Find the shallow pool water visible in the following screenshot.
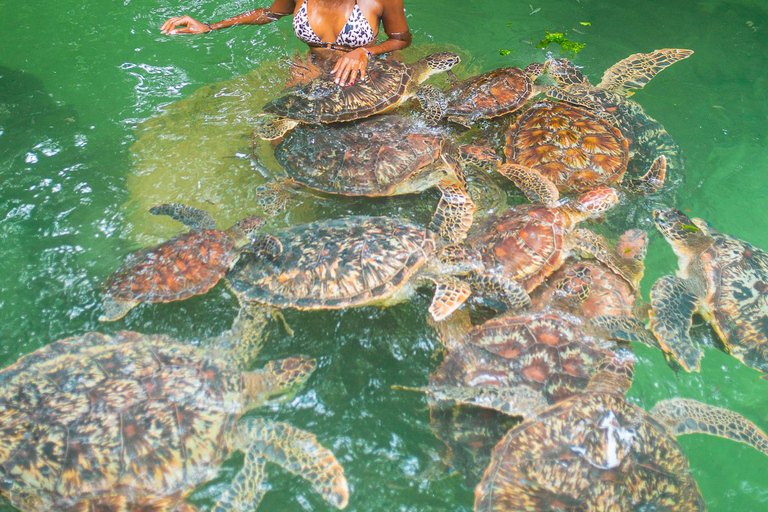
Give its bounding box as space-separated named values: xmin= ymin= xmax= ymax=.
xmin=2 ymin=0 xmax=767 ymax=510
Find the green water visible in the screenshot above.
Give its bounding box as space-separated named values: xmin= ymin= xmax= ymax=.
xmin=2 ymin=0 xmax=767 ymax=510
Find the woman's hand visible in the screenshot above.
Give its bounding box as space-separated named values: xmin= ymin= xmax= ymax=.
xmin=331 ymin=48 xmax=369 ymax=87
xmin=160 ymin=15 xmax=211 ymax=35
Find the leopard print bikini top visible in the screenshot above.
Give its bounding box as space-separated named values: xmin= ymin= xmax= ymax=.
xmin=293 ymin=0 xmax=376 ymax=48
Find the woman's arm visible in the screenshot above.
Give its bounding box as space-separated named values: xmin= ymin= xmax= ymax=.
xmin=332 ymin=0 xmax=411 ymax=86
xmin=160 ymin=0 xmax=296 ymax=35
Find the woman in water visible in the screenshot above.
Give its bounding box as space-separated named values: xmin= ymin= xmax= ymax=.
xmin=160 ymin=0 xmax=411 ymax=86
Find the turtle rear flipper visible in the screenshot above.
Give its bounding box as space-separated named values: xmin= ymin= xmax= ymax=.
xmin=416 ymin=84 xmax=448 ymax=126
xmin=628 ymin=154 xmax=667 ymax=194
xmin=651 ymin=398 xmax=768 ymax=455
xmin=428 ymin=276 xmax=471 ymax=322
xmin=649 ymin=275 xmax=704 ymax=372
xmin=149 ymin=203 xmax=216 ymax=230
xmin=230 ymin=418 xmax=349 ymax=509
xmin=99 ymin=296 xmax=139 ymax=322
xmin=597 ymin=49 xmax=694 ymax=95
xmin=497 ymin=163 xmax=560 ymax=206
xmin=431 ymin=176 xmax=475 ymax=243
xmin=571 ymin=229 xmax=644 ymax=290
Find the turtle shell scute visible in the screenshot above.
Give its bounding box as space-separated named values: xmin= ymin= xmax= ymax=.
xmin=445 ymin=67 xmax=534 ymax=123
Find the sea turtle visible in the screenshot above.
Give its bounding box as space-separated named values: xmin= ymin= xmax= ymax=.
xmin=259 ymin=114 xmax=501 ymax=242
xmin=226 ymin=216 xmax=530 ymax=324
xmin=650 ymin=208 xmax=768 ymax=377
xmin=100 ymin=204 xmax=265 ymax=321
xmin=466 ymin=185 xmax=644 ymax=306
xmin=415 ymin=349 xmax=768 ymax=511
xmin=418 ymin=63 xmax=546 ymax=127
xmin=504 ymin=100 xmax=666 ymax=193
xmin=0 ymin=329 xmax=348 ymax=512
xmin=545 ymin=48 xmax=693 ymax=181
xmin=254 ymin=52 xmax=461 ymax=140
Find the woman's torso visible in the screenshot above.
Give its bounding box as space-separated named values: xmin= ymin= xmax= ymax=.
xmin=292 ymin=0 xmax=379 ymax=48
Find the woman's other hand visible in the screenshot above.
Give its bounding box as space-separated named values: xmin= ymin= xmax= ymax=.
xmin=331 ymin=48 xmax=369 ymax=86
xmin=160 ymin=16 xmax=211 ymax=35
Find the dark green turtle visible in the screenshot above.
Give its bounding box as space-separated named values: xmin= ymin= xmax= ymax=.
xmin=0 ymin=329 xmax=348 ymax=512
xmin=650 ymin=208 xmax=768 ymax=377
xmin=255 ymin=52 xmax=461 ymax=139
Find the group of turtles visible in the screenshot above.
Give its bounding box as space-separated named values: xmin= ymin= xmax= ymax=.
xmin=2 ymin=46 xmax=768 ymax=512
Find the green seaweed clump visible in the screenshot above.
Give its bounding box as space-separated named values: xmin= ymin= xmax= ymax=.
xmin=536 ymin=31 xmax=586 ymax=57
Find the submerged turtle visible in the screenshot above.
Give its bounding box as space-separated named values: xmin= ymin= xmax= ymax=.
xmin=101 ymin=204 xmax=264 ymax=321
xmin=546 ymin=48 xmax=693 ymax=180
xmin=504 ymin=100 xmax=666 ymax=193
xmin=0 ymin=330 xmax=348 ymax=512
xmin=261 ymin=114 xmax=501 ymax=242
xmin=418 ymin=63 xmax=546 ymax=127
xmin=650 ymin=208 xmax=768 ymax=377
xmin=226 ymin=216 xmax=530 ymax=324
xmin=467 ymin=185 xmax=644 ymax=305
xmin=255 ymin=52 xmax=461 ymax=139
xmin=416 ymin=349 xmax=768 ymax=511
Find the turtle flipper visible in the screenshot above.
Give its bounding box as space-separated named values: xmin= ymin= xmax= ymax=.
xmin=254 ymin=113 xmax=299 ymax=140
xmin=597 ymin=49 xmax=694 ymax=95
xmin=431 ymin=177 xmax=475 ymax=243
xmin=571 ymin=229 xmax=645 ymax=290
xmin=402 ymin=384 xmax=548 ymax=417
xmin=650 ymin=398 xmax=768 ymax=455
xmin=470 ymin=271 xmax=531 ymax=312
xmin=255 ymin=181 xmax=292 ymax=216
xmin=545 ymin=86 xmax=603 ymax=112
xmin=428 ymin=276 xmax=471 ymax=322
xmin=628 ymin=155 xmax=667 ymax=194
xmin=497 ymin=163 xmax=560 ymax=206
xmin=649 ymin=275 xmax=703 ymax=372
xmin=226 ymin=302 xmax=273 ymax=366
xmin=255 ymin=356 xmax=316 ymax=400
xmin=212 ymin=449 xmax=268 ymax=512
xmin=456 ymin=145 xmax=502 ymax=170
xmin=416 ymin=84 xmax=448 ymax=126
xmin=99 ymin=297 xmax=139 ymax=322
xmin=247 ymin=233 xmax=284 ymax=260
xmin=590 ymin=315 xmax=658 ymax=348
xmin=233 ymin=418 xmax=349 ymax=509
xmin=149 ymin=203 xmax=216 ymax=230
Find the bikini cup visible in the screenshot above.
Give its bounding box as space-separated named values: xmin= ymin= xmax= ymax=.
xmin=292 ymin=0 xmax=376 ymax=48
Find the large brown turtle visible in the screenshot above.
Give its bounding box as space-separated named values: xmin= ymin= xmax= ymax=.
xmin=418 ymin=63 xmax=546 ymax=127
xmin=545 ymin=49 xmax=693 ymax=181
xmin=254 ymin=52 xmax=461 ymax=139
xmin=226 ymin=216 xmax=530 ymax=326
xmin=258 ymin=114 xmax=501 ymax=242
xmin=0 ymin=330 xmax=348 ymax=512
xmin=650 ymin=208 xmax=768 ymax=378
xmin=101 ymin=204 xmax=265 ymax=321
xmin=504 ymin=100 xmax=666 ymax=193
xmin=415 ymin=350 xmax=768 ymax=511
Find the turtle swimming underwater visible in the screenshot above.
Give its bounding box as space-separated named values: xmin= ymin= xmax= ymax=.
xmin=226 ymin=216 xmax=530 ymax=324
xmin=546 ymin=48 xmax=693 ymax=181
xmin=418 ymin=63 xmax=546 ymax=127
xmin=650 ymin=208 xmax=768 ymax=377
xmin=416 ymin=350 xmax=768 ymax=511
xmin=254 ymin=52 xmax=461 ymax=139
xmin=260 ymin=114 xmax=501 ymax=242
xmin=101 ymin=204 xmax=265 ymax=321
xmin=0 ymin=330 xmax=348 ymax=512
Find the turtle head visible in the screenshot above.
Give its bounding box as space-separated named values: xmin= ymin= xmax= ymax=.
xmin=254 ymin=113 xmax=299 ymax=140
xmin=419 ymin=52 xmax=461 ymax=80
xmin=555 ymin=265 xmax=594 ymax=304
xmin=523 ymin=61 xmax=546 ymax=80
xmin=456 ymin=145 xmax=502 ymax=169
xmin=586 ymin=348 xmax=635 ymax=394
xmin=653 ymin=209 xmax=709 ymax=250
xmin=245 ymin=356 xmax=317 ymax=407
xmin=230 ymin=215 xmax=266 ymax=245
xmin=572 ymin=187 xmax=619 ymax=217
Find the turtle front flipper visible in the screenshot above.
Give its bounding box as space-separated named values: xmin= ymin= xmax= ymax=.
xmin=149 ymin=203 xmax=216 ymax=229
xmin=254 ymin=181 xmax=293 ymax=216
xmin=497 ymin=163 xmax=560 ymax=206
xmin=212 ymin=449 xmax=268 ymax=512
xmin=627 ymin=154 xmax=667 ymax=194
xmin=650 ymin=398 xmax=768 ymax=455
xmin=597 ymin=49 xmax=694 ymax=95
xmin=431 ymin=177 xmax=475 ymax=243
xmin=224 ymin=302 xmax=287 ymax=366
xmin=416 ymin=84 xmax=448 ymax=126
xmin=545 ymin=86 xmax=603 ymax=113
xmin=649 ymin=275 xmax=704 ymax=372
xmin=590 ymin=315 xmax=658 ymax=348
xmin=254 ymin=113 xmax=299 ymax=141
xmin=469 ymin=271 xmax=531 ymax=312
xmin=231 ymin=418 xmax=349 ymax=509
xmin=570 ymin=229 xmax=645 ymax=290
xmin=99 ymin=296 xmax=139 ymax=322
xmin=427 ymin=276 xmax=471 ymax=322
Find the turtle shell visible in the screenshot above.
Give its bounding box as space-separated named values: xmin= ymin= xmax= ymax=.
xmin=104 ymin=229 xmax=237 ymax=304
xmin=700 ymin=229 xmax=768 ymax=374
xmin=469 ymin=204 xmax=571 ymax=293
xmin=274 ymin=115 xmax=445 ymax=196
xmin=227 ymin=216 xmax=436 ymax=309
xmin=0 ymin=331 xmax=244 ymax=511
xmin=262 ymin=59 xmax=413 ymax=124
xmin=444 ymin=67 xmax=534 ymax=123
xmin=505 ymin=100 xmax=630 ymax=192
xmin=476 ymin=391 xmax=705 ymax=511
